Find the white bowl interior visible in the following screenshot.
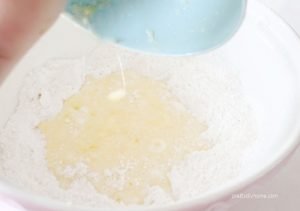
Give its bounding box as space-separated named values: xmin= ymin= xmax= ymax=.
xmin=221 ymin=2 xmax=300 ymax=176
xmin=0 ymin=0 xmax=300 ymax=210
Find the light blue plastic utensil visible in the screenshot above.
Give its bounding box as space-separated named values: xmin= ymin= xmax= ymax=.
xmin=66 ymin=0 xmax=246 ymax=55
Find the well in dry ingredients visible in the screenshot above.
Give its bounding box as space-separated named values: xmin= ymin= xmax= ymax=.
xmin=39 ymin=71 xmax=209 ymax=204
xmin=0 ymin=43 xmax=257 ymax=209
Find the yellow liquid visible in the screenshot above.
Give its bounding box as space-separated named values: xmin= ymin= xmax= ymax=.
xmin=39 ymin=71 xmax=208 ymax=204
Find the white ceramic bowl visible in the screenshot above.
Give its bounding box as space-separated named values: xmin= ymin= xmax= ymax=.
xmin=0 ymin=0 xmax=300 ymax=210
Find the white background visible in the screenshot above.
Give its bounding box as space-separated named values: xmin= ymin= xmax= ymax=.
xmin=230 ymin=1 xmax=300 ymax=211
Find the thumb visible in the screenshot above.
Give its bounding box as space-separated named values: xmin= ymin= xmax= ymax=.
xmin=0 ymin=0 xmax=66 ymax=82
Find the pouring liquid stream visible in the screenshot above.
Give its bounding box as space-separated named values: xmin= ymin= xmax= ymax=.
xmin=107 ymin=56 xmax=127 ymax=101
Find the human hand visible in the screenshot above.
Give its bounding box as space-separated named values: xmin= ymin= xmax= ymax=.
xmin=0 ymin=0 xmax=66 ymax=83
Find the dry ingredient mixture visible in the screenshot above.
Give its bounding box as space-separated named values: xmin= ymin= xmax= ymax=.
xmin=0 ymin=42 xmax=257 ymax=209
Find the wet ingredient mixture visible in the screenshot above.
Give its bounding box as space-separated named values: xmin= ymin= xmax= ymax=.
xmin=39 ymin=71 xmax=208 ymax=204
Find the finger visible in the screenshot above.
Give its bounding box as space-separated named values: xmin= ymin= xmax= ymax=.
xmin=0 ymin=0 xmax=66 ymax=82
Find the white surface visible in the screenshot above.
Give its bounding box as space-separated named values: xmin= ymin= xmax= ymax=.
xmin=230 ymin=1 xmax=300 ymax=211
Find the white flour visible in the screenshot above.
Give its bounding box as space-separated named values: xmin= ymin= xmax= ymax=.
xmin=0 ymin=42 xmax=257 ymax=209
